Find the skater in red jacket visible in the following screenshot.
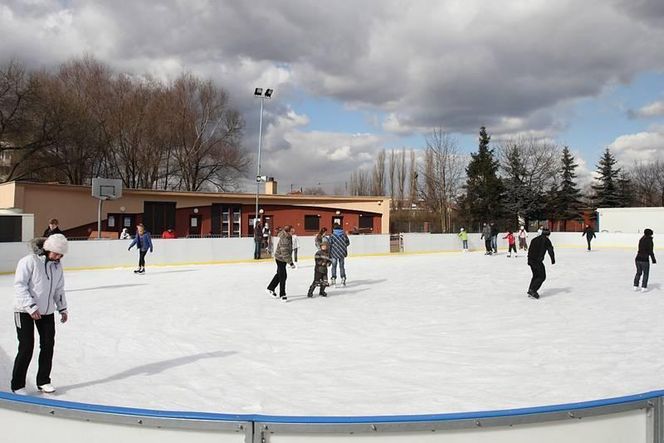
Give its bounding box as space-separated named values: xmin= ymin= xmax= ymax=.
xmin=503 ymin=231 xmax=517 ymax=257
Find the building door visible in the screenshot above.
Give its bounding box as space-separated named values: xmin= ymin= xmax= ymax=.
xmin=143 ymin=201 xmax=176 ymax=234
xmin=189 ymin=215 xmax=201 ymax=236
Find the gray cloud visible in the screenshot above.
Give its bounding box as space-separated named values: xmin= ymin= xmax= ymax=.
xmin=2 ymin=0 xmax=664 ymax=190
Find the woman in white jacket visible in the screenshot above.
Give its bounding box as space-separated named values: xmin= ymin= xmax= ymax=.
xmin=11 ymin=234 xmax=69 ymax=395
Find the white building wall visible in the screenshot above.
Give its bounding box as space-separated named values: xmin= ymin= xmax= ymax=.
xmin=597 ymin=207 xmax=664 ymax=234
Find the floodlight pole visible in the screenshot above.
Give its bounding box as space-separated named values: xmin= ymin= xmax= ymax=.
xmin=254 ymin=88 xmax=272 ymax=230
xmin=255 ymin=95 xmax=264 ymax=229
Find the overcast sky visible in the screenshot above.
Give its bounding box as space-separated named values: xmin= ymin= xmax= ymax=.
xmin=2 ymin=0 xmax=664 ymax=192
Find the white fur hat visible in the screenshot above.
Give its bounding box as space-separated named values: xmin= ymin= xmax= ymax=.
xmin=44 ymin=234 xmax=68 ymax=255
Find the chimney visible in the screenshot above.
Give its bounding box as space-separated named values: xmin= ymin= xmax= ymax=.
xmin=265 ymin=178 xmax=277 ymax=195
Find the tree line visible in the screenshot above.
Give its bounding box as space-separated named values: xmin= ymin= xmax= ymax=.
xmin=0 ymin=56 xmax=248 ymax=191
xmin=349 ymin=127 xmax=664 ymax=232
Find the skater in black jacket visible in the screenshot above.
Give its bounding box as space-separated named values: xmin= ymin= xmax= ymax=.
xmin=308 ymin=242 xmax=332 ymax=297
xmin=582 ymin=224 xmax=596 ymax=251
xmin=634 ymin=228 xmax=657 ymax=293
xmin=527 ymin=228 xmax=555 ymax=299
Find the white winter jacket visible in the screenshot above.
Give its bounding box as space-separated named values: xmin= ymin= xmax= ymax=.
xmin=14 ymin=253 xmax=67 ymax=315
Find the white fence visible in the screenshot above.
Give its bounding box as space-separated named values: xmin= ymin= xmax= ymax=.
xmin=0 ymin=235 xmax=391 ymax=274
xmin=400 ymin=232 xmax=662 ymax=254
xmin=1 ymin=390 xmax=662 ymax=442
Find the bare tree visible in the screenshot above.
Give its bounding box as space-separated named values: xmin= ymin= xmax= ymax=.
xmin=349 ymin=169 xmax=371 ymax=195
xmin=371 ymin=149 xmax=386 ymax=195
xmin=168 ymin=74 xmax=247 ymax=191
xmin=499 ymin=136 xmax=560 ymax=225
xmin=630 ymin=160 xmax=664 ymax=206
xmin=418 ymin=129 xmax=465 ymax=232
xmin=408 ymin=149 xmax=418 ymax=206
xmin=388 ymin=150 xmax=396 ymax=207
xmin=303 ymin=186 xmax=327 ymax=195
xmin=396 ymin=148 xmax=406 ymax=209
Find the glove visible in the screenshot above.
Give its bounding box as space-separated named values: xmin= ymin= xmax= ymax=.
xmin=551 ymin=260 xmax=556 ymax=265
xmin=128 ymin=247 xmax=131 ymax=251
xmin=653 ymin=259 xmax=657 ymax=264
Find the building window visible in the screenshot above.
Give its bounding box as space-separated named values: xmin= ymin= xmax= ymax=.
xmin=359 ymin=215 xmax=374 ymax=230
xmin=304 ymin=215 xmax=320 ymax=231
xmin=107 ymin=215 xmax=116 ymax=228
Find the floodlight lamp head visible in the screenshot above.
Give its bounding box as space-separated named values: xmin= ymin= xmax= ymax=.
xmin=265 ymin=88 xmax=273 ymax=98
xmin=254 ymin=88 xmax=263 ymax=96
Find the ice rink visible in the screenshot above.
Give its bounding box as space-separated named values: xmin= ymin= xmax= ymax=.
xmin=0 ymin=247 xmax=661 ymax=416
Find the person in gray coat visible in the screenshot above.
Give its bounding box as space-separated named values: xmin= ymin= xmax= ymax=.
xmin=266 ymin=225 xmax=295 ymax=301
xmin=11 ymin=234 xmax=69 ymax=395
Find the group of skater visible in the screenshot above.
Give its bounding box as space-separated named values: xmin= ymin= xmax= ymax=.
xmin=264 ymin=223 xmax=350 ymax=301
xmin=7 ymin=215 xmax=657 ymax=396
xmin=473 ymin=223 xmax=529 ymax=257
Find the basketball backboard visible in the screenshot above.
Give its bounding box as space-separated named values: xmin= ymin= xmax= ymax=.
xmin=92 ymin=178 xmax=123 ymax=200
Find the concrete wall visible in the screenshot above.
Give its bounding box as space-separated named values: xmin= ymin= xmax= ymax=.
xmin=0 ymin=235 xmax=391 ymax=273
xmin=597 ymin=207 xmax=664 ymax=234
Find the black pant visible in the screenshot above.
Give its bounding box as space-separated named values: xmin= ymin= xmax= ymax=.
xmin=529 ymin=262 xmax=546 ymax=292
xmin=268 ymin=260 xmax=288 ymax=296
xmin=139 ymin=250 xmax=147 ymax=267
xmin=634 ymin=260 xmax=650 ymax=288
xmin=484 ymin=238 xmax=492 ymax=252
xmin=586 ymin=237 xmax=593 ymax=250
xmin=293 ymin=248 xmax=298 ymax=263
xmin=508 ymin=244 xmax=517 ymax=254
xmin=254 ymin=240 xmax=261 ymax=259
xmin=308 ymin=270 xmax=328 ymax=295
xmin=12 ymin=313 xmax=55 ymax=391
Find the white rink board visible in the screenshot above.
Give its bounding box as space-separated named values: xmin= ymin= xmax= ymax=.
xmin=266 ymin=410 xmax=647 ymax=443
xmin=0 ymin=408 xmax=246 ymax=443
xmin=0 ymin=234 xmax=390 ymax=273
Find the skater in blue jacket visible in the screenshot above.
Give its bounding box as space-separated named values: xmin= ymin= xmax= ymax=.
xmin=128 ymin=223 xmax=153 ymax=274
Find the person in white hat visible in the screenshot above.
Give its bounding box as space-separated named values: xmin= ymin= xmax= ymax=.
xmin=11 ymin=234 xmax=69 ymax=395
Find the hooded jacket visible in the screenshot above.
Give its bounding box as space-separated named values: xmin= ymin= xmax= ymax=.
xmin=329 ymin=228 xmax=350 ymax=259
xmin=14 ymin=238 xmax=67 ymax=316
xmin=636 ymin=234 xmax=656 ymax=263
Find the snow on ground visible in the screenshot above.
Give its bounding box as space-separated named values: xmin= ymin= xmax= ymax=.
xmin=0 ymin=248 xmax=662 ymax=416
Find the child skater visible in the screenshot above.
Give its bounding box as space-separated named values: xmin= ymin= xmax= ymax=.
xmin=307 ymin=241 xmax=332 ymax=297
xmin=517 ymin=226 xmax=528 ymax=251
xmin=634 ymin=228 xmax=656 ymax=293
xmin=504 ymin=230 xmax=517 ymax=257
xmin=128 ymin=223 xmax=153 ymax=274
xmin=458 ymin=228 xmax=469 ymax=252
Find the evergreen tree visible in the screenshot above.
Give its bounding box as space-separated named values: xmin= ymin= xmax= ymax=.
xmin=460 ymin=127 xmax=505 ymax=229
xmin=502 ymin=144 xmax=547 ymax=226
xmin=552 ymin=146 xmax=583 ymax=228
xmin=592 ymin=148 xmax=621 ymax=208
xmin=616 ymin=171 xmax=635 ymax=207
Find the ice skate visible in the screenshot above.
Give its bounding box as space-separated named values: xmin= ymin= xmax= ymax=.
xmin=12 ymin=388 xmax=28 ymax=396
xmin=330 ymin=277 xmax=336 ymax=287
xmin=319 ymin=291 xmax=327 ymax=297
xmin=527 ymin=289 xmax=540 ymax=299
xmin=280 ymin=295 xmax=288 ymax=301
xmin=137 ymin=267 xmax=145 ymax=274
xmin=633 ymin=286 xmax=639 ymax=292
xmin=641 ymin=287 xmax=648 ymax=293
xmin=133 ymin=268 xmax=141 ymax=274
xmin=341 ymin=277 xmax=346 ymax=287
xmin=265 ymin=289 xmax=278 ymax=298
xmin=38 ymin=383 xmax=56 ymax=394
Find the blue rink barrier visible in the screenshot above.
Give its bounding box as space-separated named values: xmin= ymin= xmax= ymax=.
xmin=1 ymin=389 xmax=664 ymax=442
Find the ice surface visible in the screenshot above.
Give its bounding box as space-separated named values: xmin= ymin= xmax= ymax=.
xmin=0 ymin=248 xmax=661 ymax=416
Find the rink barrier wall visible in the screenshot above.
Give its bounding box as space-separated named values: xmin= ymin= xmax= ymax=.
xmin=0 ymin=234 xmax=391 ymax=274
xmin=1 ymin=389 xmax=663 ymax=442
xmin=400 ymin=232 xmax=664 ymax=254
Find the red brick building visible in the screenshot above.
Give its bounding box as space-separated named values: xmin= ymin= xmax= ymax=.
xmin=0 ymin=181 xmax=390 ymax=238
